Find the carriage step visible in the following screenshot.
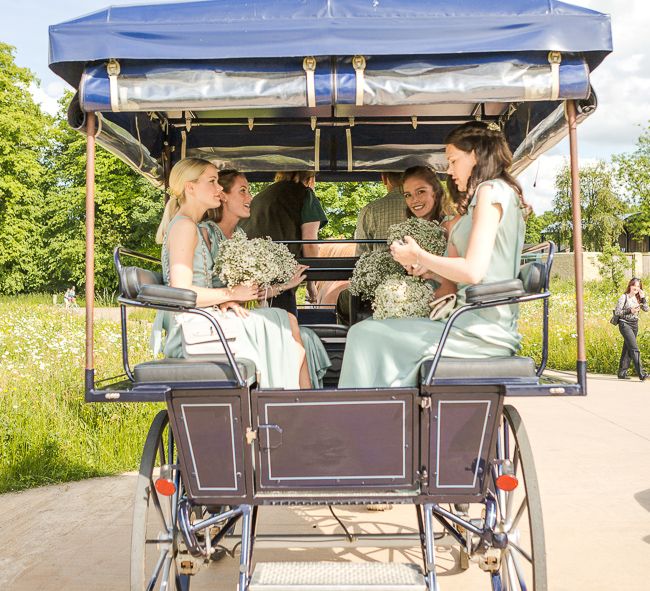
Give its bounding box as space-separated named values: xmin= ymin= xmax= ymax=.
xmin=249 ymin=562 xmax=426 ymax=591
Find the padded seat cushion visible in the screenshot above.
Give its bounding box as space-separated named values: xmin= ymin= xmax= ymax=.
xmin=420 ymin=356 xmax=536 ymax=380
xmin=134 ymin=357 xmax=257 ymax=386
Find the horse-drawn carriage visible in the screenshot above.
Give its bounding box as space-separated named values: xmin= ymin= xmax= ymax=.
xmin=48 ymin=1 xmax=611 ymax=589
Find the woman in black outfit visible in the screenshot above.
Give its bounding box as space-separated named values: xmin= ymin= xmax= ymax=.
xmin=616 ymin=277 xmax=648 ymax=380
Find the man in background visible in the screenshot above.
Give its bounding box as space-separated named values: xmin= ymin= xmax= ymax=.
xmin=242 ymin=171 xmax=328 ymax=316
xmin=354 ymin=172 xmax=406 ymax=255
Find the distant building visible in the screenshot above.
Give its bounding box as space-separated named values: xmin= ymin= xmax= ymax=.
xmin=541 ymin=212 xmax=648 ymax=252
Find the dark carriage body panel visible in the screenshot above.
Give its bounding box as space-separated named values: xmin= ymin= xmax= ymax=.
xmin=252 ymin=389 xmax=419 ymax=493
xmin=166 ymin=388 xmax=251 ymax=505
xmin=420 ymin=385 xmax=504 ymax=502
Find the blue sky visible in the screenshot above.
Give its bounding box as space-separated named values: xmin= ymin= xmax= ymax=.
xmin=1 ymin=0 xmax=649 ymax=212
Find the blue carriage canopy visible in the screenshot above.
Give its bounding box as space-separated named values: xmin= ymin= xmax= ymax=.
xmin=49 ymin=0 xmax=612 ymax=184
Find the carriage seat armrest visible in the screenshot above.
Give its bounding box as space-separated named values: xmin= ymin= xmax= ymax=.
xmin=137 ymin=284 xmax=197 ymax=308
xmin=465 ymin=278 xmax=525 ymax=304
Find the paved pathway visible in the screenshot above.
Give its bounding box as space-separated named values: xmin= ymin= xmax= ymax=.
xmin=1 ymin=373 xmax=649 ymax=590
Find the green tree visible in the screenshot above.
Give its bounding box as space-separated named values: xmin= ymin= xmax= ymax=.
xmin=613 ymin=122 xmax=650 ymax=240
xmin=316 ymin=182 xmax=386 ymax=238
xmin=40 ymin=93 xmax=164 ymax=292
xmin=524 ymin=210 xmax=556 ymax=245
xmin=550 ymin=161 xmax=627 ymax=251
xmin=0 ymin=43 xmax=52 ymax=293
xmin=597 ymin=242 xmax=626 ymax=290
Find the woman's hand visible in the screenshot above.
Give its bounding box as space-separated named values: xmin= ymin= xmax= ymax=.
xmin=286 ymin=264 xmax=309 ymax=290
xmin=219 ymin=301 xmax=249 ymax=318
xmin=228 ymin=284 xmax=260 ymax=302
xmin=390 ymin=236 xmax=423 ymax=270
xmin=639 ymin=289 xmax=646 ymax=300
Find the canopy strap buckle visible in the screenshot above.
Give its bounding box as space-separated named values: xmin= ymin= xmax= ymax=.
xmin=548 ymin=51 xmax=562 ymax=100
xmin=106 ymin=59 xmax=121 ymax=112
xmin=303 ymin=56 xmax=317 ymax=108
xmin=352 ymin=55 xmax=366 ymax=106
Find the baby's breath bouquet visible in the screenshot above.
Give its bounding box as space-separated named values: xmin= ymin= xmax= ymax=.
xmin=349 ymin=251 xmax=406 ymax=302
xmin=215 ymin=231 xmax=298 ymax=288
xmin=372 ymin=276 xmax=434 ymax=320
xmin=386 ymin=217 xmax=447 ymax=255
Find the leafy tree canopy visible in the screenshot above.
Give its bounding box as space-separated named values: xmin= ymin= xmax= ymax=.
xmin=0 ymin=42 xmax=51 ymax=293
xmin=550 ymin=161 xmax=628 ymax=251
xmin=612 ymin=121 xmax=650 ymax=240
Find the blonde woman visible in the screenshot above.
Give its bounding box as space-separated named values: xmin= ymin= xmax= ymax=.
xmin=155 ymin=158 xmax=315 ymax=389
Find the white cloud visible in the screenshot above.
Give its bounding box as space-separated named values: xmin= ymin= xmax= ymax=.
xmin=29 ymin=81 xmax=65 ymax=116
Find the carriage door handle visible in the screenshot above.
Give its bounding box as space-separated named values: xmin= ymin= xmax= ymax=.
xmin=258 ymin=424 xmax=283 ymax=451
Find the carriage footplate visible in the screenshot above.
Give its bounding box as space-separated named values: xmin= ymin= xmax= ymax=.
xmin=249 ymin=562 xmax=427 ymax=591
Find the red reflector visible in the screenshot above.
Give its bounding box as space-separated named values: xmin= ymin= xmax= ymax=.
xmin=155 ymin=478 xmax=177 ymax=496
xmin=495 ymin=474 xmax=519 ymax=492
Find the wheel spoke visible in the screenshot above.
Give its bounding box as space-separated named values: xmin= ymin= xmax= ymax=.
xmin=505 ymin=551 xmax=524 ymax=591
xmin=509 ymin=548 xmax=530 ymax=590
xmin=149 ymin=478 xmax=171 ymax=531
xmin=146 ymin=548 xmax=169 ymax=591
xmin=509 ymin=540 xmax=533 ymax=564
xmin=506 ymin=497 xmax=527 ymax=532
xmin=158 ymin=438 xmax=167 ymax=467
xmin=160 ymin=551 xmax=174 ymax=591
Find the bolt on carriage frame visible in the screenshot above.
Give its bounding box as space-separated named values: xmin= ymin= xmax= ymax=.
xmin=49 ymin=2 xmax=611 ymax=590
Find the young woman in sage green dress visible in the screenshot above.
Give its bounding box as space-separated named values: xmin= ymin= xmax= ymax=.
xmin=198 ymin=169 xmax=331 ymax=388
xmin=155 ymin=158 xmax=322 ymax=389
xmin=338 ymin=121 xmax=529 ymax=388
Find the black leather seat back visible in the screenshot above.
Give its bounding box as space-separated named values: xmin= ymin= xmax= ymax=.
xmin=518 ymin=261 xmax=547 ymax=294
xmin=118 ymin=266 xmax=163 ymax=299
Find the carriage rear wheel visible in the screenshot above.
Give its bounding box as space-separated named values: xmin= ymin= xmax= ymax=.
xmin=490 ymin=405 xmax=547 ymax=591
xmin=130 ymin=410 xmax=189 ymax=591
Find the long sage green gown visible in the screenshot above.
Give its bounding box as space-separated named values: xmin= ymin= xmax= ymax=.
xmin=155 ymin=215 xmax=328 ymax=389
xmin=338 ymin=179 xmax=526 ymax=388
xmin=200 ymin=220 xmax=331 ymax=388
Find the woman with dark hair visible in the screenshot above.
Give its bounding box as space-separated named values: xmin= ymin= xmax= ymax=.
xmin=401 ymin=165 xmax=447 ymax=223
xmin=339 ymin=121 xmax=530 ymax=388
xmin=615 ymin=277 xmax=648 ymax=380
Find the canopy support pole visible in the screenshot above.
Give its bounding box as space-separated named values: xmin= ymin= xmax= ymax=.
xmin=566 ymin=100 xmax=587 ymax=393
xmin=85 ymin=112 xmax=96 ymax=396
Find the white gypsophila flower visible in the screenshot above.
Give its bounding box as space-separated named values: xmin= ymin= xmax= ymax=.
xmin=349 ymin=251 xmax=406 ymax=302
xmin=372 ymin=276 xmax=434 ymax=320
xmin=215 ymin=233 xmax=299 ymax=288
xmin=386 ymin=217 xmax=447 ymax=256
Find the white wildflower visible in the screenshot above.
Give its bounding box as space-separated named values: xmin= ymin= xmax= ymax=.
xmin=349 ymin=251 xmax=405 ymax=302
xmin=386 ymin=217 xmax=447 ymax=256
xmin=215 ymin=232 xmax=298 ymax=288
xmin=372 ymin=276 xmax=434 ymax=320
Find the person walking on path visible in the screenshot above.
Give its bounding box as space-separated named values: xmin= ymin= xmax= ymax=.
xmin=616 ymin=277 xmax=648 ymax=381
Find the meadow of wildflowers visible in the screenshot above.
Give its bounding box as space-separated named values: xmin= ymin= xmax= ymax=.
xmin=0 ymin=280 xmax=641 ymax=491
xmin=0 ymin=296 xmax=160 ymax=492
